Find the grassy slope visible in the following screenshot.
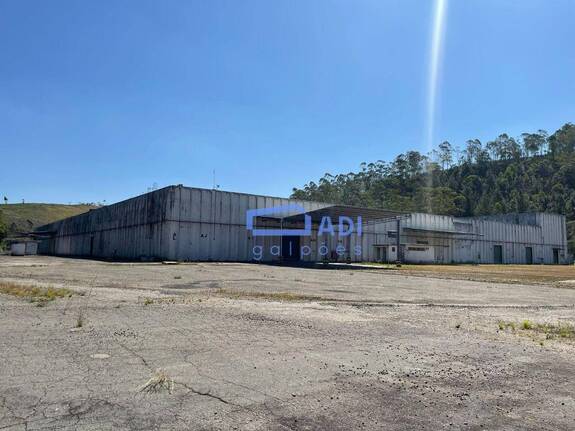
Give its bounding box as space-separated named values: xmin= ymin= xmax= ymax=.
xmin=0 ymin=203 xmax=97 ymax=237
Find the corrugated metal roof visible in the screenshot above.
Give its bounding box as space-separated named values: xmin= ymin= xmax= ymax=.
xmin=280 ymin=205 xmax=409 ymax=223
xmin=403 ymin=227 xmax=482 ymax=236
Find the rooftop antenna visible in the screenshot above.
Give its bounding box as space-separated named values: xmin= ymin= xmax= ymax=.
xmin=212 ymin=169 xmax=219 ymax=190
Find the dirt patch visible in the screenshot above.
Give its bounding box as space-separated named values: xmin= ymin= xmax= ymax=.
xmin=214 ymin=288 xmax=329 ymax=302
xmin=378 ymin=263 xmax=575 ymax=285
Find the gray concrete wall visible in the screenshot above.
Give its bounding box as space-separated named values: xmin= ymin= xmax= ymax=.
xmin=37 ymin=187 xmax=175 ymax=260
xmin=369 ymin=212 xmax=568 ymax=264
xmin=165 ymin=186 xmax=330 ymax=261
xmin=37 ymin=185 xmax=568 ymax=264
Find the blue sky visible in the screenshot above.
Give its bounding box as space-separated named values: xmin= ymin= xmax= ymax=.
xmin=1 ymin=0 xmax=574 ymax=204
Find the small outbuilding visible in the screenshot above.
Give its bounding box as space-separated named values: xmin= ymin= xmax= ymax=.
xmin=10 ymin=241 xmax=38 ymax=256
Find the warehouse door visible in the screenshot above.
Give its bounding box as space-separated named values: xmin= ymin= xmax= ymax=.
xmin=494 ymin=245 xmax=503 ymax=264
xmin=553 ymin=248 xmax=559 ymax=264
xmin=375 ymin=246 xmax=387 ymax=263
xmin=282 ymin=236 xmax=301 ymax=261
xmin=525 ymin=247 xmax=533 ymax=264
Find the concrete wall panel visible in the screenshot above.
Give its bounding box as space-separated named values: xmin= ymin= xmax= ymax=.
xmin=37 ymin=185 xmax=568 ymax=264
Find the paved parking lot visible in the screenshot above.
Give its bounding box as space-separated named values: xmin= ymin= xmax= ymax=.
xmin=1 ymin=256 xmax=574 ymax=430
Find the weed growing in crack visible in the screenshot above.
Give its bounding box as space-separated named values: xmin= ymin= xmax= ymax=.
xmin=139 ymin=369 xmax=174 ymax=394
xmin=498 ymin=321 xmax=516 ymax=331
xmin=522 ymin=320 xmax=533 ymax=330
xmin=76 ymin=312 xmax=84 ymax=328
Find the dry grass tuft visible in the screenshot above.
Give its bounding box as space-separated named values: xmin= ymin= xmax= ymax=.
xmin=522 ymin=320 xmax=533 ymax=330
xmin=215 ymin=288 xmax=324 ymax=302
xmin=76 ymin=312 xmax=85 ymax=328
xmin=534 ymin=322 xmax=575 ymax=339
xmin=381 ymin=264 xmax=575 ymax=286
xmin=0 ymin=282 xmax=73 ymax=303
xmin=498 ymin=320 xmax=575 ymax=340
xmin=139 ymin=369 xmax=174 ymax=394
xmin=498 ymin=321 xmax=517 ymax=331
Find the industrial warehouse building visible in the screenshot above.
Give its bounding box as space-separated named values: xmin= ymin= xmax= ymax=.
xmin=36 ymin=185 xmax=569 ymax=264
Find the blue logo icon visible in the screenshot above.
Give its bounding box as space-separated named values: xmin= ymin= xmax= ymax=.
xmin=246 ymin=204 xmax=312 ymax=236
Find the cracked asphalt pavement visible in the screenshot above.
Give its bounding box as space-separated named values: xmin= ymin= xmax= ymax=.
xmin=0 ymin=256 xmax=574 ymax=430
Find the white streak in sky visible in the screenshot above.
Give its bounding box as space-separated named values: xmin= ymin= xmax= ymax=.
xmin=426 ymin=0 xmax=448 ymax=151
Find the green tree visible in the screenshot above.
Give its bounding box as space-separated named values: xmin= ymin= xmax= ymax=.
xmin=521 ymin=130 xmax=547 ymax=156
xmin=437 ymin=141 xmax=453 ymax=169
xmin=290 ymin=121 xmax=575 ymax=256
xmin=0 ymin=209 xmax=7 ymax=244
xmin=548 ymin=123 xmax=575 ymax=156
xmin=415 ymin=187 xmax=465 ymax=216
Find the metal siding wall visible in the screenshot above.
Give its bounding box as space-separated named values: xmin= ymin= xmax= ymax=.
xmin=37 ymin=185 xmax=569 ymax=264
xmin=169 ymin=187 xmax=329 ymax=261
xmin=38 ymin=187 xmax=174 ymax=260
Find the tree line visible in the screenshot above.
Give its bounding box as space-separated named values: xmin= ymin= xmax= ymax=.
xmin=291 ymin=122 xmax=575 ymax=220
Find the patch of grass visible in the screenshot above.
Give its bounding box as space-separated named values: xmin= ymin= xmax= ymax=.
xmin=139 ymin=369 xmax=174 ymax=394
xmin=522 ymin=320 xmax=533 ymax=330
xmin=0 ymin=282 xmax=73 ymax=302
xmin=498 ymin=321 xmax=516 ymax=331
xmin=215 ymin=288 xmax=325 ymax=302
xmin=498 ymin=320 xmax=575 ymax=341
xmin=537 ymin=322 xmax=575 ymax=339
xmin=143 ymin=297 xmax=154 ymax=305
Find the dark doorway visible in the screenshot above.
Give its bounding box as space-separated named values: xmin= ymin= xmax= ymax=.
xmin=553 ymin=248 xmax=559 ymax=264
xmin=375 ymin=246 xmax=387 ymax=263
xmin=494 ymin=245 xmax=503 ymax=264
xmin=281 ymin=236 xmax=301 ymax=261
xmin=525 ymin=247 xmax=533 ymax=264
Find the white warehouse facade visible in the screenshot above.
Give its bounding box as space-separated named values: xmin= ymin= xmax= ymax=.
xmin=36 ymin=185 xmax=569 ymax=264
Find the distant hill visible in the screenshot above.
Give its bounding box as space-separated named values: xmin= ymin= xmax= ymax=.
xmin=0 ymin=203 xmax=98 ymax=238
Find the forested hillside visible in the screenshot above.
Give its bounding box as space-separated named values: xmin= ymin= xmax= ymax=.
xmin=291 ymin=123 xmax=575 ymax=251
